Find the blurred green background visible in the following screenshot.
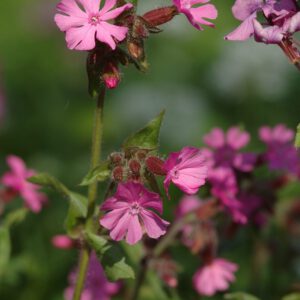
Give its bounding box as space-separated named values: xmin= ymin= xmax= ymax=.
xmin=0 ymin=0 xmax=300 ymax=299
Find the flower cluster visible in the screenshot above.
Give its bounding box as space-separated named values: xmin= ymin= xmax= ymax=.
xmin=226 ymin=0 xmax=300 ymax=67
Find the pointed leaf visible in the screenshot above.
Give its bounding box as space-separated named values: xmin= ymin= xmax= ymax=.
xmin=0 ymin=227 xmax=11 ymax=276
xmin=86 ymin=231 xmax=110 ymax=256
xmin=123 ymin=110 xmax=165 ymax=150
xmin=225 ymin=292 xmax=260 ymax=300
xmin=80 ymin=162 xmax=111 ymax=186
xmin=295 ymin=123 xmax=300 ymax=148
xmin=104 ymin=257 xmax=135 ymax=281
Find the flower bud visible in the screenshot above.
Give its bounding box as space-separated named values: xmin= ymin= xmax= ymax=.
xmin=129 ymin=159 xmax=141 ymax=174
xmin=51 ymin=235 xmax=74 ymax=249
xmin=110 ymin=152 xmax=123 ymax=166
xmin=142 ymin=6 xmax=178 ymax=27
xmin=112 ymin=166 xmax=124 ymax=182
xmin=146 ymin=156 xmax=166 ymax=176
xmin=127 ymin=40 xmax=145 ymax=60
xmin=102 ymin=62 xmax=120 ymax=89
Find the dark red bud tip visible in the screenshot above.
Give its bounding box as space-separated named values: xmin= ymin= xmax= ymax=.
xmin=127 ymin=41 xmax=144 ymax=60
xmin=110 ymin=152 xmax=123 ymax=165
xmin=142 ymin=6 xmax=178 ymax=27
xmin=129 ymin=159 xmax=141 ymax=174
xmin=146 ymin=156 xmax=166 ymax=176
xmin=112 ymin=166 xmax=124 ymax=182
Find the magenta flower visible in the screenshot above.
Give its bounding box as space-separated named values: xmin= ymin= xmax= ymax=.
xmin=163 ymin=147 xmax=208 ymax=195
xmin=208 ymin=167 xmax=247 ymax=224
xmin=193 ymin=258 xmax=238 ymax=296
xmin=100 ymin=182 xmax=169 ymax=245
xmin=173 ymin=0 xmax=218 ymax=30
xmin=65 ymin=252 xmax=120 ymax=300
xmin=54 ymin=0 xmax=133 ymax=51
xmin=259 ymin=125 xmax=300 ymax=175
xmin=1 ymin=155 xmax=47 ymax=213
xmin=203 ymin=127 xmax=256 ymax=172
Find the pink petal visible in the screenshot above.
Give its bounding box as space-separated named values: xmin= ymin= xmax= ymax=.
xmin=96 ymin=23 xmax=117 ymax=50
xmin=226 ymin=127 xmax=250 ymax=149
xmin=233 ymin=152 xmax=256 ymax=172
xmin=100 ymin=208 xmax=127 ymax=230
xmin=253 ymin=20 xmax=283 ymax=44
xmin=232 ymin=0 xmax=263 ymax=21
xmin=78 ymin=0 xmax=101 ymax=14
xmin=99 ymin=22 xmax=128 ymax=42
xmin=288 ymin=11 xmax=300 ymax=33
xmin=56 ymin=0 xmax=86 ymax=18
xmin=203 ymin=128 xmax=225 ymax=149
xmin=225 ymin=13 xmax=256 ymax=41
xmin=138 ymin=189 xmax=163 ymax=214
xmin=21 ymin=187 xmax=45 ymax=213
xmin=54 ymin=13 xmax=86 ymax=31
xmin=140 ymin=209 xmax=169 ymax=239
xmin=109 ymin=211 xmax=131 ymax=241
xmin=65 ymin=24 xmax=96 ymax=50
xmin=100 ymin=3 xmax=133 ymax=21
xmin=188 ymin=4 xmax=218 ymax=29
xmin=126 ymin=214 xmax=143 ymax=245
xmin=100 ymin=0 xmax=117 ymax=15
xmin=6 ymin=155 xmax=27 ymax=176
xmin=101 ymin=196 xmax=128 ymax=211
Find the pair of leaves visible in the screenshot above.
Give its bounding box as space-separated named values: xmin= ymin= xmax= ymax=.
xmin=28 ymin=173 xmax=87 ymax=238
xmin=86 ymin=232 xmax=135 ymax=281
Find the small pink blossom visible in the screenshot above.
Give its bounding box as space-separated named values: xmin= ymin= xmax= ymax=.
xmin=203 ymin=127 xmax=256 ymax=172
xmin=1 ymin=155 xmax=47 ymax=213
xmin=193 ymin=258 xmax=238 ymax=296
xmin=65 ymin=252 xmax=120 ymax=300
xmin=54 ymin=0 xmax=133 ymax=51
xmin=163 ymin=147 xmax=208 ymax=195
xmin=100 ymin=182 xmax=169 ymax=245
xmin=52 ymin=235 xmax=74 ymax=249
xmin=259 ymin=125 xmax=300 ymax=174
xmin=173 ymin=0 xmax=218 ymax=30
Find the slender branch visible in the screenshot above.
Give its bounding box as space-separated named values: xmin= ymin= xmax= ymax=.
xmin=72 ymin=88 xmax=106 ymax=300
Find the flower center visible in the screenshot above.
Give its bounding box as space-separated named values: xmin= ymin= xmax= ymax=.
xmin=129 ymin=202 xmax=141 ymax=215
xmin=89 ymin=14 xmax=101 ymax=25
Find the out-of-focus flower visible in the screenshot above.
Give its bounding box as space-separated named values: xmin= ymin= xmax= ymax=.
xmin=208 ymin=167 xmax=247 ymax=224
xmin=193 ymin=258 xmax=238 ymax=296
xmin=102 ymin=61 xmax=120 ymax=89
xmin=1 ymin=155 xmax=47 ymax=213
xmin=65 ymin=252 xmax=120 ymax=300
xmin=100 ymin=182 xmax=169 ymax=245
xmin=203 ymin=127 xmax=256 ymax=172
xmin=173 ymin=0 xmax=218 ymax=30
xmin=163 ymin=147 xmax=208 ymax=195
xmin=259 ymin=124 xmax=300 ymax=174
xmin=54 ymin=0 xmax=133 ymax=51
xmin=52 ymin=235 xmax=75 ymax=249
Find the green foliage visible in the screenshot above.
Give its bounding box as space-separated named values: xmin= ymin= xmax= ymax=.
xmin=86 ymin=231 xmax=135 ymax=281
xmin=283 ymin=294 xmax=300 ymax=300
xmin=225 ymin=292 xmax=260 ymax=300
xmin=123 ymin=110 xmax=165 ymax=150
xmin=28 ymin=173 xmax=87 ymax=237
xmin=3 ymin=208 xmax=28 ymax=228
xmin=80 ymin=162 xmax=110 ymax=186
xmin=295 ymin=123 xmax=300 ymax=148
xmin=0 ymin=227 xmax=11 ymax=277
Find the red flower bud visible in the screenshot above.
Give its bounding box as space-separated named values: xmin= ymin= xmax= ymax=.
xmin=129 ymin=159 xmax=141 ymax=174
xmin=146 ymin=156 xmax=166 ymax=176
xmin=142 ymin=6 xmax=178 ymax=27
xmin=113 ymin=166 xmax=124 ymax=182
xmin=110 ymin=152 xmax=123 ymax=166
xmin=102 ymin=62 xmax=120 ymax=89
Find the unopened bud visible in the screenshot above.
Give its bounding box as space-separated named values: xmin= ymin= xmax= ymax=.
xmin=127 ymin=40 xmax=145 ymax=60
xmin=102 ymin=62 xmax=120 ymax=89
xmin=112 ymin=166 xmax=124 ymax=182
xmin=110 ymin=152 xmax=123 ymax=166
xmin=51 ymin=235 xmax=74 ymax=250
xmin=143 ymin=6 xmax=178 ymax=27
xmin=129 ymin=159 xmax=141 ymax=174
xmin=146 ymin=156 xmax=166 ymax=176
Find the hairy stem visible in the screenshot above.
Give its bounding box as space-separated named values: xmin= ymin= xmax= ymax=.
xmin=72 ymin=88 xmax=106 ymax=300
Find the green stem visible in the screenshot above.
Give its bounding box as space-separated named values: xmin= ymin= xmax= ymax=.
xmin=72 ymin=88 xmax=106 ymax=300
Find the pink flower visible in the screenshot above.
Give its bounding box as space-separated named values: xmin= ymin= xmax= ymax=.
xmin=163 ymin=147 xmax=208 ymax=195
xmin=203 ymin=127 xmax=256 ymax=172
xmin=259 ymin=125 xmax=300 ymax=174
xmin=100 ymin=182 xmax=169 ymax=245
xmin=65 ymin=252 xmax=120 ymax=300
xmin=1 ymin=155 xmax=47 ymax=213
xmin=193 ymin=258 xmax=238 ymax=296
xmin=54 ymin=0 xmax=133 ymax=51
xmin=173 ymin=0 xmax=218 ymax=30
xmin=52 ymin=235 xmax=74 ymax=249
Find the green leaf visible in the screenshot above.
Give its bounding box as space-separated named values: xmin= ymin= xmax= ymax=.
xmin=80 ymin=162 xmax=111 ymax=186
xmin=283 ymin=293 xmax=300 ymax=300
xmin=28 ymin=173 xmax=87 ymax=217
xmin=225 ymin=292 xmax=260 ymax=300
xmin=295 ymin=123 xmax=300 ymax=148
xmin=85 ymin=232 xmax=110 ymax=256
xmin=4 ymin=208 xmax=28 ymax=228
xmin=0 ymin=227 xmax=11 ymax=276
xmin=104 ymin=257 xmax=135 ymax=281
xmin=123 ymin=110 xmax=165 ymax=150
